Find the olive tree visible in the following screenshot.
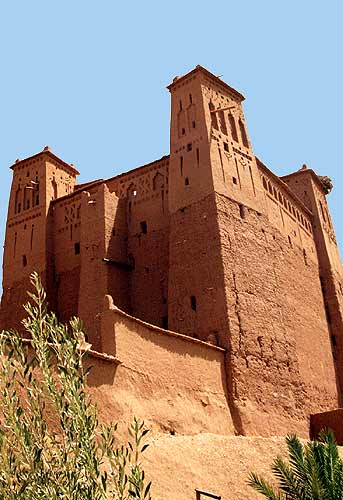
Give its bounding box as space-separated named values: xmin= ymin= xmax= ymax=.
xmin=0 ymin=272 xmax=152 ymax=500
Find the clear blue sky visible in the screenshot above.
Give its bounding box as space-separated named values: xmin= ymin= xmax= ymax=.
xmin=1 ymin=0 xmax=342 ymax=290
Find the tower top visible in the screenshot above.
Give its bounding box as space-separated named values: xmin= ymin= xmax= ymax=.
xmin=10 ymin=146 xmax=80 ymax=177
xmin=167 ymin=64 xmax=245 ymax=102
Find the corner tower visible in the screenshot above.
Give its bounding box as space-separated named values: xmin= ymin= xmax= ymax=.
xmin=282 ymin=167 xmax=343 ymax=402
xmin=0 ymin=147 xmax=79 ymax=331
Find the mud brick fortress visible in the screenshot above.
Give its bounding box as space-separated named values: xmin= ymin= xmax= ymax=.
xmin=1 ymin=66 xmax=343 ymax=495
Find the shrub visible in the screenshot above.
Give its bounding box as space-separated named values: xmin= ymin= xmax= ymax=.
xmin=248 ymin=430 xmax=343 ymax=500
xmin=0 ymin=272 xmax=152 ymax=500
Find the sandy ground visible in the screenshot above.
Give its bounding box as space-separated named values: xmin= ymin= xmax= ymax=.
xmin=144 ymin=433 xmax=290 ymax=500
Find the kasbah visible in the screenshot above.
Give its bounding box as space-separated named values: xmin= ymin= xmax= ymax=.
xmin=1 ymin=65 xmax=343 ymax=500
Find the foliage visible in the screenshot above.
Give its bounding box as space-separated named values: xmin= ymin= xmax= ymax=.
xmin=248 ymin=430 xmax=343 ymax=500
xmin=0 ymin=272 xmax=152 ymax=500
xmin=318 ymin=175 xmax=333 ymax=195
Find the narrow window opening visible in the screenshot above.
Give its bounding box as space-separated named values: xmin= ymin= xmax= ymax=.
xmin=181 ymin=128 xmax=186 ymax=135
xmin=224 ymin=142 xmax=229 ymax=152
xmin=185 ymin=177 xmax=190 ymax=186
xmin=162 ymin=316 xmax=168 ymax=329
xmin=196 ymin=148 xmax=199 ymax=167
xmin=192 ymin=121 xmax=196 ymax=128
xmin=219 ymin=110 xmax=228 ymax=135
xmin=190 ymin=295 xmax=197 ymax=311
xmin=209 ymin=101 xmax=218 ymax=130
xmin=319 ymin=200 xmax=327 ymax=222
xmin=140 ymin=221 xmax=147 ymax=234
xmin=14 ymin=232 xmax=17 ymax=257
xmin=30 ymin=225 xmax=34 ymax=250
xmin=187 ymin=143 xmax=192 ymax=152
xmin=239 ymin=119 xmax=249 ymax=147
xmin=232 ymin=176 xmax=238 ymax=185
xmin=74 ymin=242 xmax=80 ymax=255
xmin=179 ymin=100 xmax=182 ymax=110
xmin=189 ymin=93 xmax=192 ymax=104
xmin=52 ymin=177 xmax=58 ymax=199
xmin=22 ymin=255 xmax=27 ymax=267
xmin=239 ymin=204 xmax=246 ymax=219
xmin=180 ymin=156 xmax=183 ymax=176
xmin=26 ymin=199 xmax=30 ymax=210
xmin=229 ymin=114 xmax=238 ymax=142
xmin=15 ymin=186 xmax=22 ymax=214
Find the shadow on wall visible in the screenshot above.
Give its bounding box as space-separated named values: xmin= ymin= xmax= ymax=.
xmin=87 ymin=294 xmax=235 ymax=436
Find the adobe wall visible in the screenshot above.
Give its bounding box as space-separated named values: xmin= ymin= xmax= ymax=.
xmin=48 ymin=156 xmax=170 ymax=341
xmin=258 ymin=160 xmax=315 ymax=257
xmin=87 ymin=296 xmax=234 ymax=436
xmin=52 ymin=193 xmax=82 ymax=323
xmin=216 ymin=192 xmax=339 ymax=436
xmin=106 ymin=157 xmax=170 ymax=328
xmin=168 ymin=193 xmax=228 ymax=343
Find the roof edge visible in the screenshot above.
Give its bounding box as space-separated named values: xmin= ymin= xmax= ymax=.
xmin=281 ymin=169 xmax=327 ymax=195
xmin=10 ymin=149 xmax=80 ymax=176
xmin=167 ymin=65 xmax=245 ymax=102
xmin=256 ymin=156 xmax=313 ymax=217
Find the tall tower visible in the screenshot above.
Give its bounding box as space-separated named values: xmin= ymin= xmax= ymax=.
xmin=167 ymin=65 xmax=266 ymax=344
xmin=282 ymin=168 xmax=343 ymax=400
xmin=0 ymin=147 xmax=79 ymax=331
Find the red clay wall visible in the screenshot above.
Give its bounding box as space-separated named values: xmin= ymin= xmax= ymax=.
xmin=88 ymin=296 xmax=235 ymax=436
xmin=216 ymin=192 xmax=338 ymax=436
xmin=106 ymin=157 xmax=170 ymax=328
xmin=168 ymin=193 xmax=228 ymax=343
